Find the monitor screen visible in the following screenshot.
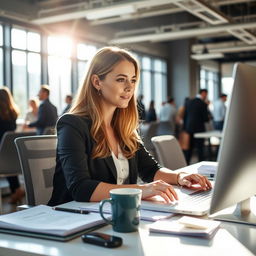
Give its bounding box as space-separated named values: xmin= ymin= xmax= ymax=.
xmin=209 ymin=63 xmax=256 ymax=225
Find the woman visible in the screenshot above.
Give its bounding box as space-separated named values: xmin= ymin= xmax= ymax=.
xmin=0 ymin=86 xmax=25 ymax=204
xmin=48 ymin=47 xmax=211 ymax=206
xmin=22 ymin=98 xmax=39 ymax=131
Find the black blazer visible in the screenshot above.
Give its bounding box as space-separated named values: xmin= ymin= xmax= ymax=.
xmin=48 ymin=114 xmax=160 ymax=206
xmin=184 ymin=98 xmax=209 ymax=134
xmin=29 ymin=99 xmax=58 ymax=135
xmin=0 ymin=117 xmax=16 ymax=142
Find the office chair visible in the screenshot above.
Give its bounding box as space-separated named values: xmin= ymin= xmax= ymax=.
xmin=157 ymin=121 xmax=175 ymax=136
xmin=140 ymin=121 xmax=159 ymax=156
xmin=0 ymin=131 xmax=35 ymax=212
xmin=15 ymin=135 xmax=57 ymax=206
xmin=151 ymin=135 xmax=187 ymax=170
xmin=43 ymin=126 xmax=56 ymax=135
xmin=0 ymin=131 xmax=36 ymax=177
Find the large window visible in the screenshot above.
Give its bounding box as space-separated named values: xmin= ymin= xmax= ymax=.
xmin=77 ymin=43 xmax=97 ymax=89
xmin=48 ymin=36 xmax=72 ymax=114
xmin=11 ymin=28 xmax=41 ymax=118
xmin=140 ymin=55 xmax=167 ymax=115
xmin=3 ymin=22 xmax=168 ymax=122
xmin=200 ymin=68 xmax=219 ymax=110
xmin=0 ymin=25 xmax=3 ymax=85
xmin=221 ymin=63 xmax=235 ymax=98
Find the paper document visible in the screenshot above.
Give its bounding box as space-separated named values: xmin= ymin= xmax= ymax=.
xmin=0 ymin=205 xmax=105 ymax=240
xmin=197 ymin=164 xmax=218 ymax=176
xmin=58 ymin=201 xmax=175 ymax=222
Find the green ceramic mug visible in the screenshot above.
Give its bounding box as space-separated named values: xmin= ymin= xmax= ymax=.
xmin=99 ymin=188 xmax=142 ymax=233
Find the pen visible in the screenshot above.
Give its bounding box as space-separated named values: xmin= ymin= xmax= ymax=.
xmin=53 ymin=207 xmax=90 ymax=214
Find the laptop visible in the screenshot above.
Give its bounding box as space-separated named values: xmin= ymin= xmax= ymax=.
xmin=141 ymin=186 xmax=213 ymax=216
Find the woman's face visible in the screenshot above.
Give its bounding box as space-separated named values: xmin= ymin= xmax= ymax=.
xmin=29 ymin=100 xmax=36 ymax=109
xmin=97 ymin=60 xmax=137 ymax=109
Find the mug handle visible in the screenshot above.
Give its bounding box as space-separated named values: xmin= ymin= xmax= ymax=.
xmin=99 ymin=198 xmax=114 ymax=225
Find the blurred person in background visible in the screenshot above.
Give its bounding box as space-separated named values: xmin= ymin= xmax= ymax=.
xmin=145 ymin=100 xmax=157 ymax=122
xmin=26 ymin=85 xmax=58 ymax=135
xmin=213 ymin=93 xmax=227 ymax=131
xmin=22 ymin=98 xmax=39 ymax=131
xmin=177 ymin=97 xmax=190 ymax=157
xmin=183 ymin=89 xmax=210 ymax=164
xmin=0 ymin=86 xmax=25 ymax=204
xmin=158 ymin=97 xmax=177 ymax=135
xmin=62 ymin=95 xmax=73 ymax=115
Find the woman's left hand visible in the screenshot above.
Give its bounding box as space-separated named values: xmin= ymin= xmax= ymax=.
xmin=177 ymin=173 xmax=212 ymax=190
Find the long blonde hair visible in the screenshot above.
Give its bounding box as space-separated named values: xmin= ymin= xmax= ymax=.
xmin=0 ymin=86 xmax=19 ymax=121
xmin=70 ymin=46 xmax=141 ymax=159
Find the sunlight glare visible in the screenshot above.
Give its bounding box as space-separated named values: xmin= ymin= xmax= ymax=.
xmin=48 ymin=36 xmax=72 ymax=58
xmin=27 ymin=32 xmax=41 ymax=52
xmin=77 ymin=43 xmax=97 ymax=60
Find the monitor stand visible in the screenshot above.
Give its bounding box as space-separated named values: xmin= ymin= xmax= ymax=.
xmin=211 ymin=197 xmax=256 ymax=226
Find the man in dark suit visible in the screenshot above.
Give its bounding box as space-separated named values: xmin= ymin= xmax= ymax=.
xmin=183 ymin=89 xmax=210 ymax=164
xmin=62 ymin=95 xmax=73 ymax=115
xmin=28 ymin=85 xmax=58 ymax=135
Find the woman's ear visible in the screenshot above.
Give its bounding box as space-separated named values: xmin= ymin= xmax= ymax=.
xmin=91 ymin=74 xmax=101 ymax=90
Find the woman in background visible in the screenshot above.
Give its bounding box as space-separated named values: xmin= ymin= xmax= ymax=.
xmin=48 ymin=47 xmax=211 ymax=206
xmin=22 ymin=98 xmax=39 ymax=131
xmin=145 ymin=100 xmax=157 ymax=123
xmin=0 ymin=86 xmax=25 ymax=204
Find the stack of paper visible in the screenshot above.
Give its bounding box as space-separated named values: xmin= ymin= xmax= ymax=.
xmin=149 ymin=216 xmax=220 ymax=239
xmin=197 ymin=164 xmax=217 ymax=178
xmin=0 ymin=205 xmax=106 ymax=241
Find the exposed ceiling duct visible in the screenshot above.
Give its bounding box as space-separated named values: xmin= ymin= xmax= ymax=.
xmin=31 ymin=0 xmax=174 ymax=24
xmin=171 ymin=0 xmax=256 ymax=45
xmin=173 ymin=0 xmax=229 ymax=25
xmin=110 ymin=22 xmax=256 ymax=44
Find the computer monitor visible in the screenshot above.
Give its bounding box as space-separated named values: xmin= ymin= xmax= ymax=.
xmin=210 ymin=62 xmax=256 ymax=225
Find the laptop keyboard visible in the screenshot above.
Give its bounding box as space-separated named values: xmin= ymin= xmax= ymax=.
xmin=177 ymin=189 xmax=212 ymax=206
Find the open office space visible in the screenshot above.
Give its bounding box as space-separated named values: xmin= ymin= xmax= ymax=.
xmin=0 ymin=1 xmax=256 ymax=255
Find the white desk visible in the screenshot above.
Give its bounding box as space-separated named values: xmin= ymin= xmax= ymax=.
xmin=0 ymin=219 xmax=254 ymax=256
xmin=0 ymin=162 xmax=256 ymax=256
xmin=194 ymin=131 xmax=222 ymax=161
xmin=194 ymin=130 xmax=223 ymax=139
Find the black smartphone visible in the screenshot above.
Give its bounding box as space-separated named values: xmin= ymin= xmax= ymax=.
xmin=81 ymin=232 xmax=123 ymax=248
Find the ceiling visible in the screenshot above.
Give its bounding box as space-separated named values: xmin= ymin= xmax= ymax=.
xmin=1 ymin=0 xmax=256 ymax=62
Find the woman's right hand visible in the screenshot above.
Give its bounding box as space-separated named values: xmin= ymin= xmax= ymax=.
xmin=139 ymin=180 xmax=178 ymax=203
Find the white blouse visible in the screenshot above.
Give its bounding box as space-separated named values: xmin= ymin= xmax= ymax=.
xmin=111 ymin=148 xmax=129 ymax=185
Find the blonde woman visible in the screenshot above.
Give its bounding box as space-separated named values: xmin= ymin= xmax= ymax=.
xmin=48 ymin=47 xmax=211 ymax=206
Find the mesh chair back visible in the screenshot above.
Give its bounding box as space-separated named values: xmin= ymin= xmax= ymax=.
xmin=140 ymin=121 xmax=159 ymax=153
xmin=0 ymin=131 xmax=35 ymax=176
xmin=15 ymin=135 xmax=57 ymax=205
xmin=151 ymin=135 xmax=187 ymax=170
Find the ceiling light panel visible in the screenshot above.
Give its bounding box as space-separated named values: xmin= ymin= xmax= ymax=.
xmin=191 ymin=52 xmax=224 ymax=60
xmin=85 ymin=5 xmax=136 ymax=20
xmin=227 ymin=29 xmax=256 ymax=44
xmin=174 ymin=0 xmax=229 ymax=25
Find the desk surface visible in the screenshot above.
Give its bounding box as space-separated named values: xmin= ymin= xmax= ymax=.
xmin=0 ymin=220 xmax=255 ymax=256
xmin=194 ymin=130 xmax=223 ymax=138
xmin=0 ymin=162 xmax=255 ymax=256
